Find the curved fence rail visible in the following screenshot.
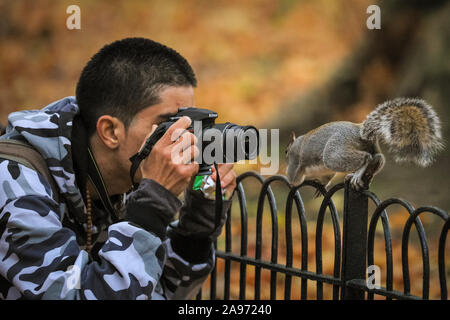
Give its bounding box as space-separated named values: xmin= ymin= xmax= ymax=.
xmin=196 ymin=171 xmax=449 ymax=300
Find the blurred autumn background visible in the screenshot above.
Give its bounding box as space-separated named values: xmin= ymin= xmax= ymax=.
xmin=0 ymin=0 xmax=449 ymax=299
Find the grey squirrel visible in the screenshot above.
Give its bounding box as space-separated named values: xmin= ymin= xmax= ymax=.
xmin=285 ymin=97 xmax=444 ymax=191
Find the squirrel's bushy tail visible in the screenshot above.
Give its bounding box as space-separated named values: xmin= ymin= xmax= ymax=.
xmin=361 ymin=97 xmax=444 ymax=167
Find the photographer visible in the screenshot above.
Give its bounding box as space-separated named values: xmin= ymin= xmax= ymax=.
xmin=0 ymin=38 xmax=236 ymax=299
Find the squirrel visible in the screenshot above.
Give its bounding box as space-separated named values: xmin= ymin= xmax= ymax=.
xmin=285 ymin=97 xmax=444 ymax=192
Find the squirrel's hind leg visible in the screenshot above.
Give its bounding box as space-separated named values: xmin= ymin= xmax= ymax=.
xmin=323 ymin=139 xmax=375 ymax=191
xmin=361 ymin=153 xmax=385 ymax=187
xmin=344 ymin=153 xmax=385 ymax=191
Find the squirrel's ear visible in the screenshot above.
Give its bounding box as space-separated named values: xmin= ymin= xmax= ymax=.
xmin=290 ymin=131 xmax=296 ymax=143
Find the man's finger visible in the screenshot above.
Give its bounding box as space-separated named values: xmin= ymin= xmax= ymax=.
xmin=170 ymin=132 xmax=198 ymax=165
xmin=161 ymin=116 xmax=192 ymax=144
xmin=174 ymin=131 xmax=198 ymax=151
xmin=181 ymin=145 xmax=200 ymax=165
xmin=219 ymin=170 xmax=236 ymax=189
xmin=185 ymin=162 xmax=200 ymax=177
xmin=218 ymin=163 xmax=234 ymax=175
xmin=211 ymin=163 xmax=234 ymax=182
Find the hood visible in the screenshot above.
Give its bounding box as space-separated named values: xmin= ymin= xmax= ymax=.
xmin=2 ymin=96 xmax=86 ymax=220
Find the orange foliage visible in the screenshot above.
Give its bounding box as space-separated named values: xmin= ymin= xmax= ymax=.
xmin=0 ymin=0 xmax=371 ymax=128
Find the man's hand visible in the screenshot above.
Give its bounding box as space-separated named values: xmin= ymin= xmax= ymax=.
xmin=139 ymin=116 xmax=199 ymax=196
xmin=210 ymin=163 xmax=237 ymax=199
xmin=170 ymin=163 xmax=236 ymax=243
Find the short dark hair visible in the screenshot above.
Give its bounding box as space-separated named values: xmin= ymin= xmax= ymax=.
xmin=75 ymin=37 xmax=197 ymax=137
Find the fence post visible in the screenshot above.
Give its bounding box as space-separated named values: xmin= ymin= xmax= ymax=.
xmin=341 ymin=181 xmax=369 ymax=300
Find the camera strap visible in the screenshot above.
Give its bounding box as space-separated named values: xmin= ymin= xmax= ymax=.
xmin=87 ymin=147 xmax=119 ymax=222
xmin=129 ymin=124 xmax=167 ymax=190
xmin=213 ymin=162 xmax=223 ymax=230
xmin=129 ymin=152 xmax=147 ymax=190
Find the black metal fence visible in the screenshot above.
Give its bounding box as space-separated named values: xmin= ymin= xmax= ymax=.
xmin=196 ymin=171 xmax=449 ymax=300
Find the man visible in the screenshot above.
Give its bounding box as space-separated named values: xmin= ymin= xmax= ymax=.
xmin=0 ymin=37 xmax=236 ymax=299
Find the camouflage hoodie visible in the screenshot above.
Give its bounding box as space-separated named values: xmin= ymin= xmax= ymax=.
xmin=0 ymin=97 xmax=215 ymax=300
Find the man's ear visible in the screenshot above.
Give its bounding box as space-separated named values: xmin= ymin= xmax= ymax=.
xmin=95 ymin=115 xmax=125 ymax=150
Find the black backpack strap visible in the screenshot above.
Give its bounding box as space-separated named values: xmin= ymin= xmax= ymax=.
xmin=0 ymin=139 xmax=59 ymax=203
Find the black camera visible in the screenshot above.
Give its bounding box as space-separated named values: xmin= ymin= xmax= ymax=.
xmin=129 ymin=107 xmax=260 ymax=182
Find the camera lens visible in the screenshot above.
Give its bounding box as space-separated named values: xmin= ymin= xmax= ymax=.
xmin=209 ymin=123 xmax=259 ymax=163
xmin=233 ymin=125 xmax=259 ymax=161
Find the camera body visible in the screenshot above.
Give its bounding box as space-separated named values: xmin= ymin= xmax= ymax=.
xmin=129 ymin=107 xmax=259 ymax=180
